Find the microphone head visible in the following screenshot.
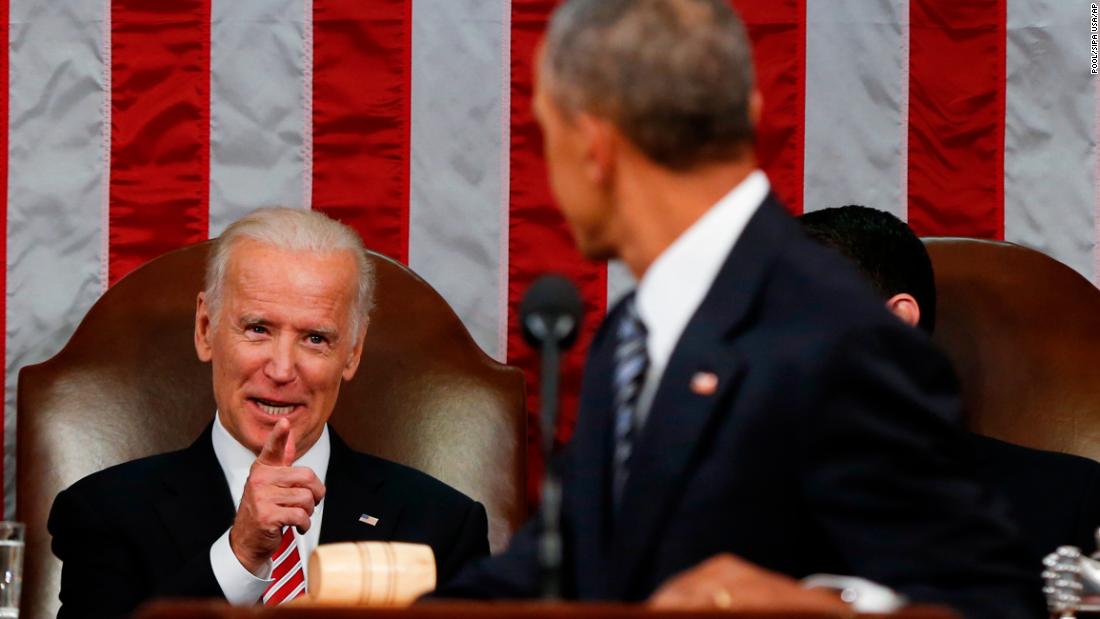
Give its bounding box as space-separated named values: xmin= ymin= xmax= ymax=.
xmin=520 ymin=274 xmax=584 ymax=349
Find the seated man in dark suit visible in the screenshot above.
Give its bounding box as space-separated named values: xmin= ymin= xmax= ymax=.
xmin=436 ymin=1 xmax=1043 ymax=617
xmin=48 ymin=207 xmax=489 ymax=618
xmin=800 ymin=204 xmax=1100 ymax=564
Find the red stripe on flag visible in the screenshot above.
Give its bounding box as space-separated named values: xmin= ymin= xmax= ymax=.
xmin=0 ymin=0 xmax=8 ymax=517
xmin=508 ymin=0 xmax=608 ymax=509
xmin=109 ymin=0 xmax=211 ymax=285
xmin=312 ymin=0 xmax=411 ymax=263
xmin=907 ymin=0 xmax=1006 ymax=238
xmin=732 ymin=0 xmax=806 ymax=214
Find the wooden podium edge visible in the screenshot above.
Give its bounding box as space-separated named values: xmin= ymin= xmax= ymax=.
xmin=135 ymin=599 xmax=960 ymax=619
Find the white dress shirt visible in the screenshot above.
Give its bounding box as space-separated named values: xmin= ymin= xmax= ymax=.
xmin=209 ymin=412 xmax=330 ymax=605
xmin=634 ymin=169 xmax=768 ymax=423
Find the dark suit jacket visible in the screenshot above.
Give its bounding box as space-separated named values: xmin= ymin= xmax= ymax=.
xmin=972 ymin=433 xmax=1100 ymax=563
xmin=437 ymin=197 xmax=1045 ymax=618
xmin=48 ymin=425 xmax=489 ymax=618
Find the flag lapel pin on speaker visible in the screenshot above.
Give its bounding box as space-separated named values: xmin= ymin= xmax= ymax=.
xmin=690 ymin=372 xmax=718 ymax=396
xmin=358 ymin=514 xmax=380 ymax=526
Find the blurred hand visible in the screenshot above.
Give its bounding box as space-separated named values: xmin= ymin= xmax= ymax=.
xmin=228 ymin=418 xmax=326 ymax=574
xmin=648 ymin=554 xmax=850 ymax=612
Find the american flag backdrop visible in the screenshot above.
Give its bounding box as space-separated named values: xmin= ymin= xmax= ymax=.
xmin=1 ymin=0 xmax=1097 ymax=516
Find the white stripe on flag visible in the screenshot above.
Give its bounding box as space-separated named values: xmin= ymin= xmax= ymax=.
xmin=209 ymin=0 xmax=310 ymax=237
xmin=497 ymin=0 xmax=511 ymax=362
xmin=409 ymin=0 xmax=509 ymax=360
xmin=607 ymin=260 xmax=634 ymax=310
xmin=1004 ymin=0 xmax=1096 ymax=282
xmin=302 ymin=0 xmax=313 ymax=212
xmin=802 ymin=0 xmax=909 ymax=219
xmin=898 ymin=0 xmax=910 ymax=220
xmin=7 ymin=0 xmax=110 ymax=516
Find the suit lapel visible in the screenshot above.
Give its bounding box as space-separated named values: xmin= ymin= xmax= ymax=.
xmin=319 ymin=431 xmax=402 ymax=544
xmin=566 ymin=312 xmax=619 ymax=596
xmin=608 ymin=196 xmax=795 ymax=596
xmin=156 ymin=425 xmax=236 ymax=559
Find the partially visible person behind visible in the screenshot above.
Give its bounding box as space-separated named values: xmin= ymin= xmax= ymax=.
xmin=49 ymin=207 xmax=489 ymax=619
xmin=800 ymin=204 xmax=1100 ymax=563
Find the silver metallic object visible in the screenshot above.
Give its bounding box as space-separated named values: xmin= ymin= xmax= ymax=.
xmin=1043 ymin=539 xmax=1100 ymax=618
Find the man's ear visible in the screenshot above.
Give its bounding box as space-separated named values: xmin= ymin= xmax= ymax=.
xmin=749 ymin=89 xmax=763 ymax=129
xmin=577 ymin=112 xmax=617 ymax=186
xmin=885 ymin=293 xmax=921 ymax=329
xmin=194 ymin=292 xmax=213 ymax=362
xmin=342 ymin=320 xmax=367 ymax=381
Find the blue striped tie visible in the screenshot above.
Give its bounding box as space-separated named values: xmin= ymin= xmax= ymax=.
xmin=612 ymin=295 xmax=648 ymax=510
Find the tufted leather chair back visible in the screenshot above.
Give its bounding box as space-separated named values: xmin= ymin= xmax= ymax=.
xmin=926 ymin=237 xmax=1100 ymax=461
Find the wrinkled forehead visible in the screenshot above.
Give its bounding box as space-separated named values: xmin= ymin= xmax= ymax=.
xmin=223 ymin=239 xmax=359 ymax=314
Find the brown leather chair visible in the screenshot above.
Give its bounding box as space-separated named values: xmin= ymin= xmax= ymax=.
xmin=925 ymin=237 xmax=1100 ymax=462
xmin=16 ymin=241 xmax=526 ymax=619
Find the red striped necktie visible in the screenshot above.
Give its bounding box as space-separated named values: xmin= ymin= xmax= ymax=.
xmin=261 ymin=527 xmax=306 ymax=605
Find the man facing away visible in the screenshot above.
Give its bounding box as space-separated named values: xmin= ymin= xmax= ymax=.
xmin=437 ymin=1 xmax=1045 ymax=617
xmin=49 ymin=208 xmax=489 ymax=618
xmin=800 ymin=204 xmax=1100 ymax=566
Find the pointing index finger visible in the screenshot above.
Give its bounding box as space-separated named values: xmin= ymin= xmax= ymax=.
xmin=258 ymin=418 xmax=293 ymax=466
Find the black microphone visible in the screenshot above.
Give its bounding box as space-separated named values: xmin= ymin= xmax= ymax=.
xmin=519 ymin=274 xmax=583 ymax=600
xmin=521 ymin=273 xmax=583 ymax=355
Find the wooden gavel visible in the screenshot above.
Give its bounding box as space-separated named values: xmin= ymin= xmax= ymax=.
xmin=302 ymin=542 xmax=437 ymax=607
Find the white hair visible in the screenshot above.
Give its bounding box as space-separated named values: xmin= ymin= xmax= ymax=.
xmin=204 ymin=207 xmax=375 ymax=334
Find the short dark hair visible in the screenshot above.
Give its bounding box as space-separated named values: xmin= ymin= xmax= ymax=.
xmin=799 ymin=205 xmax=937 ymax=333
xmin=542 ymin=0 xmax=755 ymax=170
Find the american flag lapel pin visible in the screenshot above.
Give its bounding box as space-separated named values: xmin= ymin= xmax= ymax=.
xmin=358 ymin=514 xmax=380 ymax=526
xmin=690 ymin=371 xmax=718 ymax=396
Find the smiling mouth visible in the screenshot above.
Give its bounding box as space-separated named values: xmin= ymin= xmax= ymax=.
xmin=251 ymin=398 xmax=298 ymax=416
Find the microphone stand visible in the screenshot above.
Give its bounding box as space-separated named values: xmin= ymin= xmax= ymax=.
xmin=525 ymin=312 xmax=574 ymax=600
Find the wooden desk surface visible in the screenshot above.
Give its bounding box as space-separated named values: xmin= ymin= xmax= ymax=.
xmin=136 ymin=600 xmax=960 ymax=619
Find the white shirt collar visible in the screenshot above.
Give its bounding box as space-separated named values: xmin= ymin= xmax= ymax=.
xmin=211 ymin=411 xmax=331 ymax=509
xmin=635 ymin=170 xmax=769 ymax=397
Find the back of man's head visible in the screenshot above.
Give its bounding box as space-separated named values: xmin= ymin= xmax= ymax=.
xmin=799 ymin=205 xmax=937 ymax=334
xmin=542 ymin=0 xmax=755 ymax=170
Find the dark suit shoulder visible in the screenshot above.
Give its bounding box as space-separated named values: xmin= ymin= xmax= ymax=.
xmin=50 ymin=427 xmax=228 ymax=546
xmin=972 ymin=434 xmax=1100 ymax=558
xmin=57 ymin=447 xmax=190 ymax=498
xmin=49 ymin=447 xmax=200 ymax=541
xmin=974 ymin=434 xmax=1100 ymax=472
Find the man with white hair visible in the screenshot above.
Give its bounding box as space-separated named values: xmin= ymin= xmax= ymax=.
xmin=48 ymin=208 xmax=489 ymax=618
